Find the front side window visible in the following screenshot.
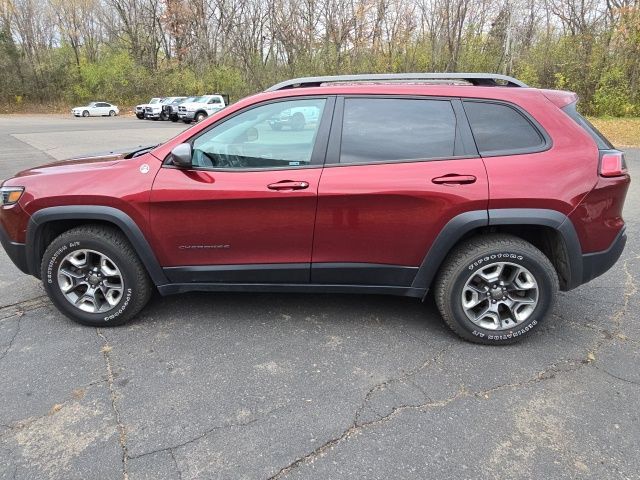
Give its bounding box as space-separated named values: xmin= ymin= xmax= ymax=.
xmin=192 ymin=98 xmax=326 ymax=169
xmin=463 ymin=101 xmax=546 ymax=155
xmin=339 ymin=98 xmax=457 ymax=164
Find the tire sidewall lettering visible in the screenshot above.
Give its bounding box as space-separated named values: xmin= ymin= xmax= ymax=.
xmin=45 ymin=240 xmax=132 ymax=321
xmin=467 ymin=253 xmax=524 ymax=271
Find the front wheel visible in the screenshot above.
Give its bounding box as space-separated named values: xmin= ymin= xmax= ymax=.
xmin=195 ymin=112 xmax=207 ymax=122
xmin=434 ymin=234 xmax=558 ymax=345
xmin=41 ymin=225 xmax=153 ymax=327
xmin=82 ymin=110 xmax=89 ymax=117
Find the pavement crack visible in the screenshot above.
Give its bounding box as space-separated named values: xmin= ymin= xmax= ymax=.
xmin=169 ymin=448 xmax=183 ymax=480
xmin=97 ymin=328 xmax=129 ymax=480
xmin=0 ymin=295 xmax=49 ymax=321
xmin=268 ymin=360 xmax=584 ymax=479
xmin=595 ymin=365 xmax=640 ymax=386
xmin=129 ymin=417 xmax=259 ymax=461
xmin=0 ymin=315 xmax=22 ymax=363
xmin=354 ymin=344 xmax=451 ymax=425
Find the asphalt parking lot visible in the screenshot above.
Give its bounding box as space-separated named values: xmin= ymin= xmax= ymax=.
xmin=0 ymin=115 xmax=638 ymax=480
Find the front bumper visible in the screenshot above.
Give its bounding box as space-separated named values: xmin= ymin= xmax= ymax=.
xmin=0 ymin=222 xmax=28 ymax=274
xmin=581 ymin=227 xmax=627 ymax=285
xmin=145 ymin=111 xmax=161 ymax=118
xmin=179 ymin=111 xmax=196 ymax=120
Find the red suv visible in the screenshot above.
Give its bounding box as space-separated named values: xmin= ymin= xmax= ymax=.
xmin=0 ymin=73 xmax=630 ymax=344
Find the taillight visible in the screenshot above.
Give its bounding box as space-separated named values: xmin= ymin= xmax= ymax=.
xmin=600 ymin=151 xmax=628 ymax=177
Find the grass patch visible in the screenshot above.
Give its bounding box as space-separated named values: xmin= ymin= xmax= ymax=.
xmin=589 ymin=117 xmax=640 ymax=148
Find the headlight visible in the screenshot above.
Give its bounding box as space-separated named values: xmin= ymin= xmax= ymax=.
xmin=0 ymin=186 xmax=24 ymax=206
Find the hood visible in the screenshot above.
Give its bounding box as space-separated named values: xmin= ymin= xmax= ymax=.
xmin=11 ymin=145 xmax=156 ymax=179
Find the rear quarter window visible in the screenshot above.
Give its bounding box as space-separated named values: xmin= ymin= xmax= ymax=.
xmin=561 ymin=102 xmax=613 ymax=149
xmin=463 ymin=100 xmax=548 ymax=156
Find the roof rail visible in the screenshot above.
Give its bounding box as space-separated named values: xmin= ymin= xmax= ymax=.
xmin=266 ymin=73 xmax=528 ymax=91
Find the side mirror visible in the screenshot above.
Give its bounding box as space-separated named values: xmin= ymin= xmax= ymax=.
xmin=170 ymin=143 xmax=192 ymax=168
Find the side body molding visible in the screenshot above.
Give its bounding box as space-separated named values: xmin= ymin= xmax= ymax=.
xmin=411 ymin=208 xmax=583 ymax=294
xmin=27 ymin=206 xmax=168 ymax=286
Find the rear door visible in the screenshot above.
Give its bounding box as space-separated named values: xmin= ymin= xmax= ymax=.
xmin=311 ymin=96 xmax=488 ymax=286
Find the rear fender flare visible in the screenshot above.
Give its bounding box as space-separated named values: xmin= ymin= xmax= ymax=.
xmin=411 ymin=208 xmax=582 ymax=292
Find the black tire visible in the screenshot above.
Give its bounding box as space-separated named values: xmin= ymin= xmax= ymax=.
xmin=159 ymin=111 xmax=168 ymax=121
xmin=136 ymin=113 xmax=144 ymax=119
xmin=195 ymin=112 xmax=207 ymax=122
xmin=109 ymin=110 xmax=116 ymax=116
xmin=434 ymin=234 xmax=558 ymax=345
xmin=40 ymin=225 xmax=153 ymax=327
xmin=171 ymin=116 xmax=178 ymax=122
xmin=183 ymin=119 xmax=192 ymax=124
xmin=82 ymin=110 xmax=89 ymax=117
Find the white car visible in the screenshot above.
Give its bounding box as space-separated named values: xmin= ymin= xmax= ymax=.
xmin=135 ymin=98 xmax=162 ymax=119
xmin=72 ymin=102 xmax=119 ymax=117
xmin=177 ymin=95 xmax=227 ymax=123
xmin=144 ymin=97 xmax=186 ymax=120
xmin=268 ymin=105 xmax=320 ymax=131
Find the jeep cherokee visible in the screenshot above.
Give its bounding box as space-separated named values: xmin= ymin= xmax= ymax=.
xmin=0 ymin=73 xmax=630 ymax=344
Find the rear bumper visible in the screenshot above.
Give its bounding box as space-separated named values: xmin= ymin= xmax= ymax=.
xmin=0 ymin=223 xmax=28 ymax=274
xmin=580 ymin=227 xmax=627 ymax=285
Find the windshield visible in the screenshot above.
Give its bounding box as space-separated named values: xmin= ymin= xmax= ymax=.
xmin=171 ymin=98 xmax=185 ymax=104
xmin=149 ymin=98 xmax=161 ymax=104
xmin=87 ymin=102 xmax=97 ymax=107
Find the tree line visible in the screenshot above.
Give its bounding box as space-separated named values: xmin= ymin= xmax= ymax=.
xmin=1 ymin=0 xmax=639 ymax=115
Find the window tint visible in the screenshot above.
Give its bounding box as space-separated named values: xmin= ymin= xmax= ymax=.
xmin=192 ymin=98 xmax=326 ymax=169
xmin=340 ymin=99 xmax=457 ymax=163
xmin=463 ymin=101 xmax=545 ymax=154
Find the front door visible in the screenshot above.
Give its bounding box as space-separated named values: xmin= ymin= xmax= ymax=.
xmin=311 ymin=96 xmax=488 ymax=286
xmin=150 ymin=97 xmax=333 ymax=284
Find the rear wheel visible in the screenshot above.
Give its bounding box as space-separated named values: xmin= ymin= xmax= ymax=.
xmin=434 ymin=234 xmax=558 ymax=345
xmin=41 ymin=225 xmax=153 ymax=327
xmin=109 ymin=110 xmax=116 ymax=116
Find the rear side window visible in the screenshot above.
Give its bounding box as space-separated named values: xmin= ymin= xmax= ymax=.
xmin=562 ymin=102 xmax=613 ymax=149
xmin=463 ymin=101 xmax=547 ymax=155
xmin=340 ymin=98 xmax=457 ymax=164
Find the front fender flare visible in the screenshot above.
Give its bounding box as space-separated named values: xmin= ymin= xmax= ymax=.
xmin=26 ymin=206 xmax=168 ymax=286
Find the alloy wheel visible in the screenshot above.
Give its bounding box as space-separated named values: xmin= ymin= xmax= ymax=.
xmin=57 ymin=249 xmax=124 ymax=313
xmin=461 ymin=261 xmax=539 ymax=330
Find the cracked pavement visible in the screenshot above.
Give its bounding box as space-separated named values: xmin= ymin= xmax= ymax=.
xmin=0 ymin=116 xmax=638 ymax=479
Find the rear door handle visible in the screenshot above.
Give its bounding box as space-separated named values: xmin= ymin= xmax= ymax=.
xmin=432 ymin=174 xmax=477 ymax=185
xmin=267 ymin=180 xmax=310 ymax=191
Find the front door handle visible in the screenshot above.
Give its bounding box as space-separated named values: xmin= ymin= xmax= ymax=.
xmin=432 ymin=174 xmax=477 ymax=185
xmin=267 ymin=180 xmax=310 ymax=191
